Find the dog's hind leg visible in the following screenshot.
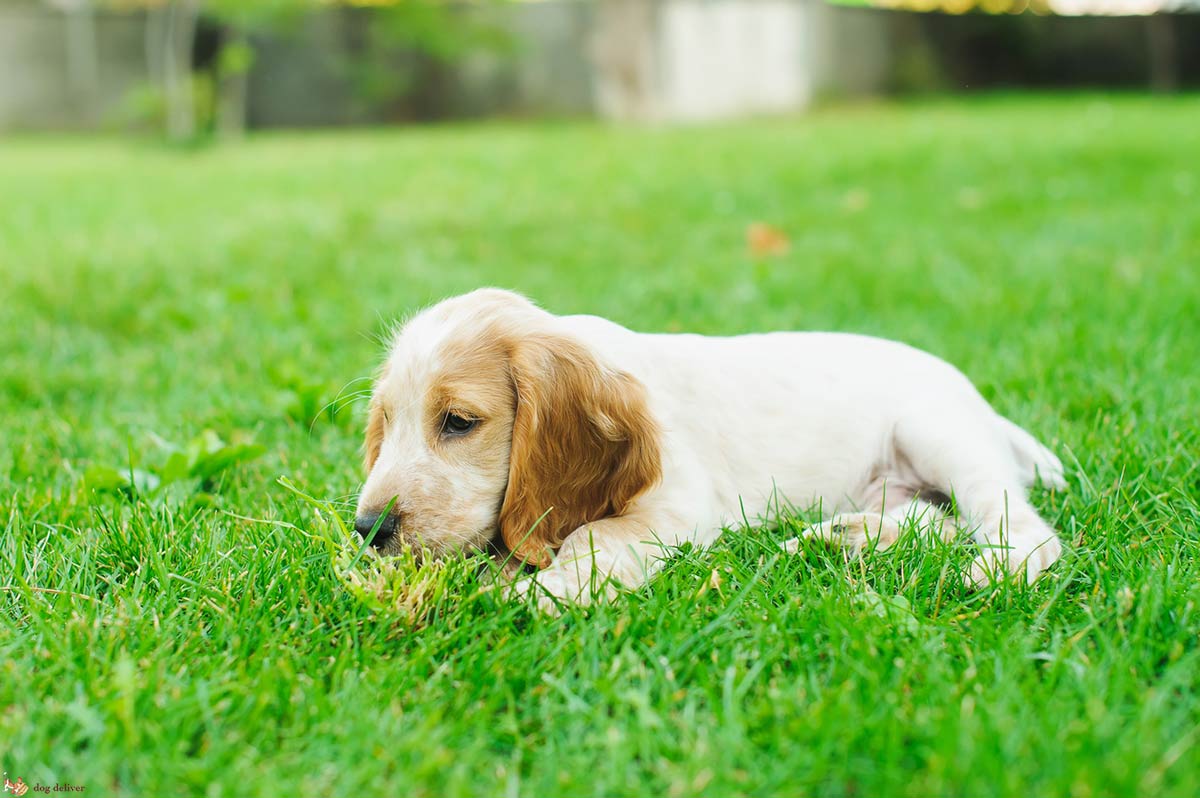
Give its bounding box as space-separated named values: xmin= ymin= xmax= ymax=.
xmin=894 ymin=410 xmax=1063 ymax=585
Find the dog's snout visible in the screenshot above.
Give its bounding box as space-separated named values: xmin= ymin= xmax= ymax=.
xmin=354 ymin=512 xmax=399 ymax=546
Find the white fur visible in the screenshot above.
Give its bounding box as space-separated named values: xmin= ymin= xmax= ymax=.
xmin=545 ymin=314 xmax=1063 ymax=595
xmin=360 ymin=289 xmax=1066 ymax=609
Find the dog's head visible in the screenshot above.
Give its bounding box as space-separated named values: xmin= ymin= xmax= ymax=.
xmin=354 ymin=289 xmax=661 ymax=567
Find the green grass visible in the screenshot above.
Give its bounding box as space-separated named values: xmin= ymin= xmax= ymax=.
xmin=2 ymin=94 xmax=1199 ymax=797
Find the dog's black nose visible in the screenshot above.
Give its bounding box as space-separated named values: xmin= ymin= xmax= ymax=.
xmin=354 ymin=513 xmax=398 ymax=546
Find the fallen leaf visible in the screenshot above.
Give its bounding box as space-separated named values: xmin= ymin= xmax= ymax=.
xmin=746 ymin=222 xmax=790 ymax=257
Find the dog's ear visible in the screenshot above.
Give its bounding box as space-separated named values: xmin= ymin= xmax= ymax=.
xmin=363 ymin=398 xmax=384 ymax=473
xmin=499 ymin=332 xmax=662 ymax=567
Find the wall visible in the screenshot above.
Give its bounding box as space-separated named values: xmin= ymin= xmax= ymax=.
xmin=0 ymin=2 xmax=148 ymax=131
xmin=1 ymin=1 xmax=1195 ymax=133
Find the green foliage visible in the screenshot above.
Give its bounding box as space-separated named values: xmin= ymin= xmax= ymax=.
xmin=340 ymin=2 xmax=512 ymax=117
xmin=112 ymin=82 xmax=168 ymax=133
xmin=269 ymin=365 xmax=362 ymax=429
xmin=217 ymin=39 xmax=256 ymax=77
xmin=189 ymin=71 xmax=218 ymax=136
xmin=83 ymin=430 xmax=266 ymax=499
xmin=2 ymin=96 xmax=1199 ymax=797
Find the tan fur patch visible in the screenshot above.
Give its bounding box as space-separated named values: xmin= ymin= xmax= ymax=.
xmin=497 ymin=331 xmax=663 ymax=568
xmin=426 ymin=332 xmax=518 ymax=482
xmin=363 ymin=398 xmax=384 ymax=473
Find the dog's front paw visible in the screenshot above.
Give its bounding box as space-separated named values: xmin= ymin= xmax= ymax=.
xmin=967 ymin=534 xmax=1063 ymax=588
xmin=510 ymin=568 xmax=575 ymax=615
xmin=509 ymin=566 xmax=621 ymax=614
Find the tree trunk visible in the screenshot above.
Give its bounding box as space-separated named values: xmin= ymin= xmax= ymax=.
xmin=164 ymin=0 xmax=201 ymax=141
xmin=217 ymin=27 xmax=251 ymax=140
xmin=64 ymin=0 xmax=99 ymax=125
xmin=218 ymin=71 xmax=248 ymax=140
xmin=590 ymin=0 xmax=659 ymax=122
xmin=1146 ymin=14 xmax=1179 ymax=94
xmin=145 ymin=4 xmax=165 ymax=82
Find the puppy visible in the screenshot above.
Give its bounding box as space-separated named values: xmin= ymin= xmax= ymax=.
xmin=355 ymin=289 xmax=1065 ymax=609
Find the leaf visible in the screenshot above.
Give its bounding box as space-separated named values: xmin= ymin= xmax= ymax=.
xmin=159 ymin=451 xmax=190 ymax=486
xmin=186 ymin=429 xmax=226 ymax=467
xmin=746 ymin=222 xmax=790 ymax=257
xmin=83 ymin=464 xmax=161 ymax=496
xmin=188 ymin=440 xmax=266 ymax=483
xmin=83 ymin=464 xmax=126 ymax=492
xmin=854 ymin=591 xmax=921 ymax=635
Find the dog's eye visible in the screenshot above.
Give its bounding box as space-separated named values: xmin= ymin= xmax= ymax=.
xmin=442 ymin=413 xmax=477 ymax=436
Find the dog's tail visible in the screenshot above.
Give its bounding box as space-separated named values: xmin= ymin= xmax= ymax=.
xmin=996 ymin=414 xmax=1066 ymax=490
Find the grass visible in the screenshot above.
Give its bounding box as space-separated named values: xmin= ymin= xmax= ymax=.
xmin=2 ymin=94 xmax=1199 ymax=797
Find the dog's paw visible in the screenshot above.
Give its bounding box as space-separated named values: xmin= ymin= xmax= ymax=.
xmin=509 ymin=571 xmax=566 ymax=615
xmin=509 ymin=566 xmax=621 ymax=614
xmin=784 ymin=513 xmax=902 ymax=556
xmin=967 ymin=534 xmax=1063 ymax=588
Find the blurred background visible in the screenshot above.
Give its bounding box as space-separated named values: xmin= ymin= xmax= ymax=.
xmin=1 ymin=0 xmax=1197 ymax=139
xmin=5 ymin=6 xmax=1200 ymax=796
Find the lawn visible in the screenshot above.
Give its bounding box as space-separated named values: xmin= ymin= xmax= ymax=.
xmin=2 ymin=94 xmax=1199 ymax=798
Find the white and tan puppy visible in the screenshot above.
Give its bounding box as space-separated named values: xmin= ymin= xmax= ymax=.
xmin=355 ymin=288 xmax=1064 ymax=609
